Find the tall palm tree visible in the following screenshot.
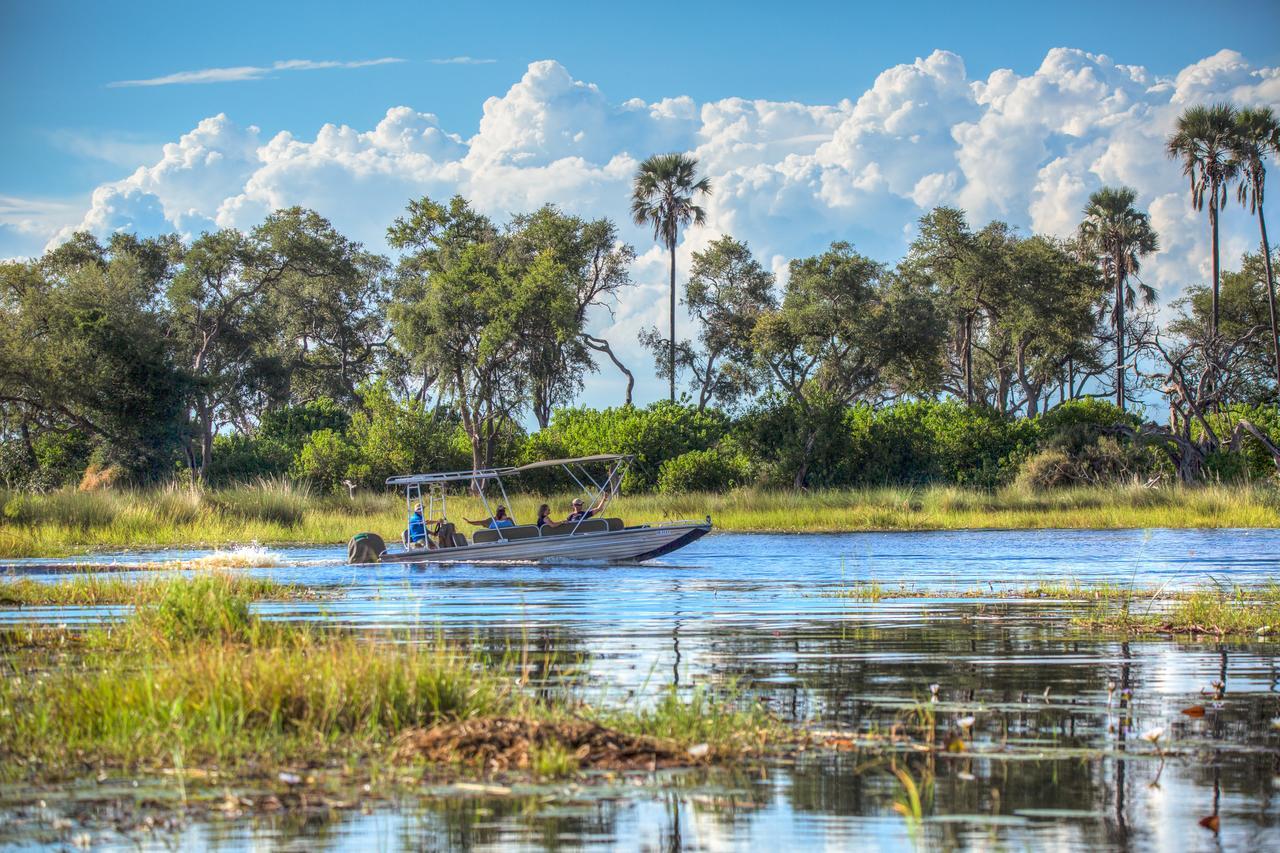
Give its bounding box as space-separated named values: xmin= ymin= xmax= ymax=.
xmin=631 ymin=153 xmax=711 ymax=401
xmin=1231 ymin=106 xmax=1280 ymax=387
xmin=1166 ymin=103 xmax=1240 ymax=337
xmin=1079 ymin=186 xmax=1159 ymax=410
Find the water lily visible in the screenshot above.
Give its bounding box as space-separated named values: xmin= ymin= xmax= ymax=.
xmin=956 ymin=715 xmax=976 ymax=729
xmin=1141 ymin=726 xmax=1165 ymax=744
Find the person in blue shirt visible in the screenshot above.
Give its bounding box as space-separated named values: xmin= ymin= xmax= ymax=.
xmin=465 ymin=505 xmax=515 ymax=529
xmin=404 ymin=503 xmax=427 ymax=547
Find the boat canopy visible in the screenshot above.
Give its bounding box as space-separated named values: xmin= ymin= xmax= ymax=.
xmin=385 ymin=454 xmax=632 ymax=487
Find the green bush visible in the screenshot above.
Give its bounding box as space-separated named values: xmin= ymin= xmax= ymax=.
xmin=290 ymin=429 xmax=357 ymax=493
xmin=522 ymin=402 xmax=729 ymax=491
xmin=207 ymin=399 xmax=352 ymax=485
xmin=734 ymin=395 xmax=852 ymax=488
xmin=1197 ymin=404 xmax=1280 ymax=481
xmin=340 ymin=382 xmax=470 ymax=489
xmin=657 ymin=445 xmax=752 ymax=493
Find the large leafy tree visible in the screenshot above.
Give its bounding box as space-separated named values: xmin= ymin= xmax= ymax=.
xmin=630 ymin=153 xmax=711 ymax=401
xmin=507 ymin=206 xmax=636 ymax=425
xmin=1167 ymin=103 xmax=1240 ymax=337
xmin=640 ymin=235 xmax=776 ymax=411
xmin=1231 ymin=106 xmax=1280 ymax=387
xmin=0 ymin=234 xmax=187 ymax=482
xmin=387 ymin=196 xmax=524 ymax=472
xmin=1078 ymin=187 xmax=1159 ymax=410
xmin=753 ymin=242 xmax=943 ymax=486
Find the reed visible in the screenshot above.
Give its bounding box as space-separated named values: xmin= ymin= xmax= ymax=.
xmin=0 ymin=571 xmax=313 ymax=607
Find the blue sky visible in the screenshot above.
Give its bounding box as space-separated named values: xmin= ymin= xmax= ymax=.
xmin=3 ymin=0 xmax=1276 ymax=198
xmin=2 ymin=0 xmax=1278 ymax=409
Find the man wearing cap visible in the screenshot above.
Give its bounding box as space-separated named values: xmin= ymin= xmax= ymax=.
xmin=566 ymin=494 xmax=607 ymax=523
xmin=404 ymin=502 xmax=427 ymax=547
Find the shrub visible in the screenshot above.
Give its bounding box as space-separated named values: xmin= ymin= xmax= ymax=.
xmin=290 ymin=429 xmax=357 ymax=493
xmin=522 ymin=402 xmax=729 ymax=491
xmin=1197 ymin=404 xmax=1280 ymax=481
xmin=734 ymin=395 xmax=851 ymax=488
xmin=657 ymin=445 xmax=752 ymax=493
xmin=1016 ymin=436 xmax=1155 ymax=489
xmin=340 ymin=383 xmax=469 ymax=488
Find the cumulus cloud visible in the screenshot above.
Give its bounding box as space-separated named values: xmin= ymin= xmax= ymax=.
xmin=25 ymin=49 xmax=1280 ymax=403
xmin=108 ymin=57 xmax=404 ymax=87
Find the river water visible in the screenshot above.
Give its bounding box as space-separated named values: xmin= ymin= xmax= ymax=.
xmin=2 ymin=529 xmax=1278 ymax=851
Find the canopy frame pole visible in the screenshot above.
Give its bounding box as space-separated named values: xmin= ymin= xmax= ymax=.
xmin=495 ymin=476 xmax=514 ymax=540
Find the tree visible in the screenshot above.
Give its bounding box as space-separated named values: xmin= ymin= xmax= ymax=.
xmin=1078 ymin=187 xmax=1160 ymax=410
xmin=1231 ymin=106 xmax=1280 ymax=387
xmin=508 ymin=206 xmax=636 ymax=424
xmin=1167 ymin=103 xmax=1240 ymax=337
xmin=387 ymin=196 xmax=525 ymax=473
xmin=0 ymin=234 xmax=187 ymax=482
xmin=639 ymin=235 xmax=776 ymax=411
xmin=170 ymin=208 xmax=360 ymax=483
xmin=630 ymin=153 xmax=711 ymax=401
xmin=753 ymin=242 xmax=944 ymax=487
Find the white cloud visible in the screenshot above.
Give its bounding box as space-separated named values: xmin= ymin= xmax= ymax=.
xmin=21 ymin=50 xmax=1279 ymax=404
xmin=108 ymin=57 xmax=404 ymax=87
xmin=427 ymin=56 xmax=497 ymax=65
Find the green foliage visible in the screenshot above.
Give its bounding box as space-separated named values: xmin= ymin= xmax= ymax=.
xmin=657 ymin=444 xmax=752 ymax=494
xmin=342 ymin=383 xmax=471 ymax=489
xmin=1198 ymin=403 xmax=1280 ymax=480
xmin=521 ymin=401 xmax=729 ymax=491
xmin=290 ymin=429 xmax=358 ymax=493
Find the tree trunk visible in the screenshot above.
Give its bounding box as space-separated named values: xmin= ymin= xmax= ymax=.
xmin=792 ymin=430 xmax=817 ymax=490
xmin=1210 ymin=191 xmax=1221 ymax=337
xmin=963 ymin=313 xmax=973 ymax=405
xmin=1256 ymin=202 xmax=1280 ymax=390
xmin=1115 ymin=266 xmax=1126 ymax=411
xmin=668 ymin=237 xmax=677 ymax=402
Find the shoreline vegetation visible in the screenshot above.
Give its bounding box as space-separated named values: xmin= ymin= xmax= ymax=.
xmin=0 ymin=576 xmax=781 ymax=788
xmin=1 ymin=481 xmax=1277 ymax=558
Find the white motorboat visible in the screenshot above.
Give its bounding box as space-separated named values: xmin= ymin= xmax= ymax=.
xmin=347 ymin=454 xmax=711 ymax=565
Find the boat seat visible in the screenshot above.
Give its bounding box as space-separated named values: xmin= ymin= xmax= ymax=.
xmin=569 ymin=518 xmax=609 ymax=534
xmin=603 ymin=517 xmax=624 ymax=531
xmin=541 ymin=523 xmax=573 ymax=536
xmin=452 ymin=532 xmax=468 ymax=547
xmin=499 ymin=525 xmax=540 ymax=541
xmin=473 ymin=529 xmax=499 ymax=543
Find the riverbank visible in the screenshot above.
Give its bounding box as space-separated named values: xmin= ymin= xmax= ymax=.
xmin=1 ymin=481 xmax=1277 ymax=558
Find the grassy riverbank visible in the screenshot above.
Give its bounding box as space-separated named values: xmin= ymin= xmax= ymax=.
xmin=0 ymin=575 xmax=779 ymax=784
xmin=1 ymin=481 xmax=1277 ymax=558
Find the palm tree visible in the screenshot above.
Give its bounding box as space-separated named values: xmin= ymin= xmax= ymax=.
xmin=1166 ymin=103 xmax=1240 ymax=337
xmin=1231 ymin=106 xmax=1280 ymax=387
xmin=631 ymin=153 xmax=711 ymax=401
xmin=1079 ymin=186 xmax=1159 ymax=410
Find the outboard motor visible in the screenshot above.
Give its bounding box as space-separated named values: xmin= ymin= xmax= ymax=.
xmin=347 ymin=532 xmax=386 ymax=564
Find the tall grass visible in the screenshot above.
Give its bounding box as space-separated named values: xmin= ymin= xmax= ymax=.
xmin=0 ymin=575 xmax=781 ymax=780
xmin=1 ymin=480 xmax=1276 ymax=558
xmin=0 ymin=571 xmax=312 ymax=607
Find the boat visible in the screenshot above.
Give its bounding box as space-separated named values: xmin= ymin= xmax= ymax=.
xmin=346 ymin=453 xmax=712 ymax=565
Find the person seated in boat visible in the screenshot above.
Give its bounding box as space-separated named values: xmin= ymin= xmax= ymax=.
xmin=566 ymin=493 xmax=607 ymax=523
xmin=536 ymin=503 xmax=563 ymax=529
xmin=464 ymin=505 xmax=515 ymax=529
xmin=404 ymin=503 xmax=427 ymax=547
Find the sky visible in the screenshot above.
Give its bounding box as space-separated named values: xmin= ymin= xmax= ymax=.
xmin=2 ymin=0 xmax=1279 ymax=408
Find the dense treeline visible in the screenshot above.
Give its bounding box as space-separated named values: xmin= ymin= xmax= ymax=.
xmin=2 ymin=103 xmax=1278 ymax=494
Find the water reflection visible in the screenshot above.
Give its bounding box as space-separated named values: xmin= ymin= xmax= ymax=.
xmin=2 ymin=530 xmax=1278 ymax=850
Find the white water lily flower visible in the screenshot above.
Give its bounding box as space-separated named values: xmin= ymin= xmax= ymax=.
xmin=1141 ymin=727 xmax=1165 ymax=743
xmin=956 ymin=716 xmax=976 ymax=729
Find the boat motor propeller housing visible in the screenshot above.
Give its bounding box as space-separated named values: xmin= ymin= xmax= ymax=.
xmin=347 ymin=532 xmax=386 ymax=564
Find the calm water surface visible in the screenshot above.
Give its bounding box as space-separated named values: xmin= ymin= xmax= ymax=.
xmin=2 ymin=529 xmax=1278 ymax=851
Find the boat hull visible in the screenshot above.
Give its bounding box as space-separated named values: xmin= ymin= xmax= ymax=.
xmin=376 ymin=522 xmax=711 ymax=565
